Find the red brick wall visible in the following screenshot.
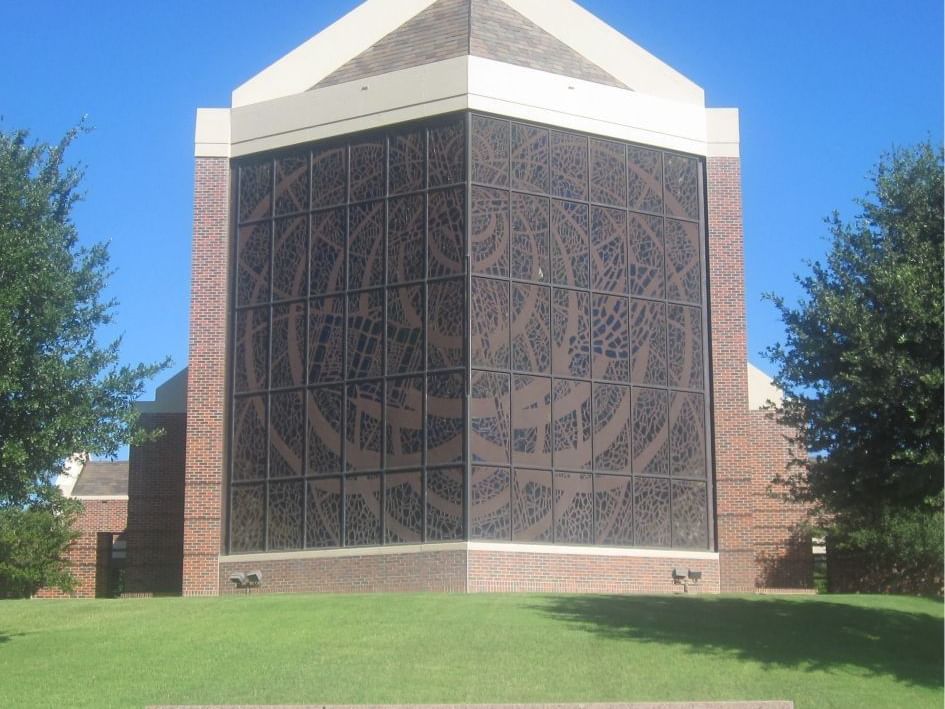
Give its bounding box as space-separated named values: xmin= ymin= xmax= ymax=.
xmin=183 ymin=156 xmax=230 ymax=596
xmin=34 ymin=498 xmax=127 ymax=598
xmin=125 ymin=412 xmax=187 ymax=594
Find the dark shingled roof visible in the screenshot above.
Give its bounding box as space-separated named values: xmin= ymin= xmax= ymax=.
xmin=314 ymin=0 xmax=627 ymax=90
xmin=72 ymin=461 xmax=129 ymax=497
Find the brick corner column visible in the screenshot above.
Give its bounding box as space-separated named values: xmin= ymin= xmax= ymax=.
xmin=706 ymin=154 xmax=755 ymax=592
xmin=182 ymin=156 xmax=230 ymax=596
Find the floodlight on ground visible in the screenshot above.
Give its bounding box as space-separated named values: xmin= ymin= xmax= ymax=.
xmin=688 ymin=570 xmax=702 ymax=583
xmin=229 ymin=572 xmax=246 ymax=587
xmin=245 ymin=570 xmax=263 ymax=586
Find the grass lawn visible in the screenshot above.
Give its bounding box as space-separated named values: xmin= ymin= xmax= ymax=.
xmin=0 ymin=593 xmax=941 ymax=709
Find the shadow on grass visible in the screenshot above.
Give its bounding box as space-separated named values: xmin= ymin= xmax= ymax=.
xmin=535 ymin=595 xmax=943 ymax=688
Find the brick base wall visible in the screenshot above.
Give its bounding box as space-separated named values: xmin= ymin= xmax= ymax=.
xmin=34 ymin=498 xmax=127 ymax=598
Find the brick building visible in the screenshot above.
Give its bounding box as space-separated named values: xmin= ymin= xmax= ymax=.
xmin=47 ymin=0 xmax=814 ymax=598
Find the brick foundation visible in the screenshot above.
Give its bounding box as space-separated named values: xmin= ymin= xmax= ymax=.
xmin=34 ymin=497 xmax=127 ymax=598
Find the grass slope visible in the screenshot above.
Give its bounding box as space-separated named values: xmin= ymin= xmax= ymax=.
xmin=0 ymin=593 xmax=941 ymax=708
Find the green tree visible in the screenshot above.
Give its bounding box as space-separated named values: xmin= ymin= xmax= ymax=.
xmin=766 ymin=142 xmax=943 ymax=592
xmin=0 ymin=125 xmax=168 ymax=596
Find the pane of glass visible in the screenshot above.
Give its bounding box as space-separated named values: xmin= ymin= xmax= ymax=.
xmin=239 ymin=162 xmax=271 ymax=223
xmin=345 ymin=473 xmax=381 ymax=546
xmin=471 ymin=186 xmax=510 ymax=276
xmin=665 ymin=218 xmax=702 ymax=304
xmin=269 ymin=390 xmax=304 ymax=479
xmin=591 ymin=293 xmax=630 ymax=382
xmin=471 ymin=277 xmax=510 ymax=369
xmin=512 ymin=468 xmax=553 ymax=542
xmin=634 ymin=476 xmax=671 ymax=547
xmin=389 ymin=127 xmax=425 ymax=195
xmin=670 ymin=391 xmax=706 ymax=477
xmin=385 ymin=376 xmax=424 ymax=469
xmin=307 ymin=386 xmax=343 ymax=475
xmin=385 ymin=471 xmax=422 ymax=543
xmin=347 ymin=289 xmax=384 ymax=380
xmin=234 ymin=307 xmax=268 ymax=393
xmin=593 ymin=383 xmax=632 ymax=473
xmin=268 ymin=480 xmax=303 ymax=550
xmin=387 ymin=284 xmax=424 ymax=375
xmin=511 ymin=375 xmax=552 ymax=468
xmin=387 ymin=194 xmax=425 ymax=284
xmin=550 ymin=200 xmax=589 ymax=288
xmin=668 ymin=304 xmax=704 ymax=390
xmin=631 ymin=387 xmax=669 ymax=477
xmin=630 ymin=299 xmax=667 ymax=386
xmin=236 ymin=222 xmax=270 ymax=306
xmin=627 ymin=146 xmax=662 ymax=214
xmin=511 ymin=122 xmax=549 ymax=193
xmin=348 ymin=201 xmax=385 ymax=290
xmin=427 ymin=467 xmax=464 ymax=541
xmin=428 ymin=188 xmax=465 ymax=277
xmin=470 ymin=466 xmax=510 ymax=540
xmin=274 ymin=154 xmax=309 ymax=216
xmin=672 ymin=480 xmax=708 ymax=548
xmin=271 ymin=302 xmax=306 ymax=389
xmin=511 ymin=283 xmax=551 ymax=374
xmin=628 ymin=212 xmax=664 ymax=299
xmin=551 ymin=288 xmax=590 ymax=379
xmin=470 ymin=370 xmax=511 ymax=465
xmin=349 ymin=138 xmax=385 ymax=202
xmin=552 ymin=378 xmax=592 ymax=471
xmin=232 ymin=396 xmax=267 ymax=482
xmin=511 ymin=193 xmax=549 ymax=282
xmin=663 ymin=154 xmax=699 ymax=221
xmin=590 ymin=206 xmax=628 ymax=294
xmin=427 ymin=278 xmax=465 ymax=370
xmin=471 ymin=114 xmax=510 ymax=187
xmin=554 ymin=472 xmax=593 ymax=544
xmin=308 ymin=295 xmax=345 ymax=384
xmin=272 ymin=216 xmax=308 ymax=301
xmin=428 ymin=119 xmax=465 ymax=187
xmin=427 ymin=372 xmax=464 ymax=466
xmin=550 ymin=130 xmax=587 ymax=200
xmin=595 ymin=474 xmax=633 ymax=545
xmin=230 ymin=484 xmax=266 ymax=552
xmin=310 ymin=208 xmax=346 ymax=295
xmin=307 ymin=477 xmax=342 ymax=548
xmin=345 ymin=381 xmax=383 ymax=472
xmin=311 ymin=144 xmax=347 ymax=209
xmin=589 ymin=138 xmax=627 ymax=208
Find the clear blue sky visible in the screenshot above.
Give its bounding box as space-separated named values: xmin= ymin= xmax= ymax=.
xmin=1 ymin=0 xmax=942 ymax=402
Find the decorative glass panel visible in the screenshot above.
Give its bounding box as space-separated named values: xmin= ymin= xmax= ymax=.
xmin=307 ymin=477 xmax=342 ymax=548
xmin=511 ymin=283 xmax=551 ymax=374
xmin=385 ymin=471 xmax=422 ymax=543
xmin=631 ymin=387 xmax=669 ymax=477
xmin=628 ymin=212 xmax=664 ymax=299
xmin=590 ymin=206 xmax=628 ymax=294
xmin=554 ymin=472 xmax=593 ymax=544
xmin=470 ymin=370 xmax=511 ymax=465
xmin=349 ymin=138 xmax=385 ymax=202
xmin=512 ymin=468 xmax=553 ymax=542
xmin=239 ymin=162 xmax=271 ymax=223
xmin=308 ymin=295 xmax=345 ymax=384
xmin=663 ymin=154 xmax=699 ymax=221
xmin=348 ymin=201 xmax=385 ymax=290
xmin=627 ymin=146 xmax=662 ymax=214
xmin=388 ymin=194 xmax=425 ymax=284
xmin=589 ymin=138 xmax=626 ymax=208
xmin=230 ymin=484 xmax=265 ymax=552
xmin=551 ymin=200 xmax=589 ymax=288
xmin=428 ymin=120 xmax=465 ymax=187
xmin=427 ymin=278 xmax=464 ymax=370
xmin=307 ymin=386 xmax=343 ymax=475
xmin=427 ymin=467 xmax=464 ymax=541
xmin=511 ymin=122 xmax=549 ymax=193
xmin=552 ymin=378 xmax=592 ymax=471
xmin=346 ymin=381 xmax=383 ymax=471
xmin=387 ymin=284 xmax=424 ymax=375
xmin=269 ymin=390 xmax=304 ymax=479
xmin=665 ymin=218 xmax=702 ymax=304
xmin=471 ymin=186 xmax=510 ymax=277
xmin=271 ymin=302 xmax=306 ymax=389
xmin=268 ymin=480 xmax=303 ymax=550
xmin=471 ymin=277 xmax=510 ymax=369
xmin=550 ymin=130 xmax=587 ymax=200
xmin=591 ymin=294 xmax=630 ymax=382
xmin=511 ymin=375 xmax=552 ymax=468
xmin=428 ymin=188 xmax=464 ymax=277
xmin=389 ymin=127 xmax=425 ymax=195
xmin=234 ymin=307 xmax=268 ymax=393
xmin=470 ymin=466 xmax=510 ymax=540
xmin=311 ymin=145 xmax=347 ymax=209
xmin=672 ymin=480 xmax=708 ymax=548
xmin=237 ymin=222 xmax=270 ymax=306
xmin=427 ymin=372 xmax=464 ymax=466
xmin=595 ymin=474 xmax=633 ymax=545
xmin=345 ymin=473 xmax=381 ymax=546
xmin=630 ymin=299 xmax=667 ymax=386
xmin=310 ymin=208 xmax=346 ymax=295
xmin=272 ymin=216 xmax=308 ymax=301
xmin=471 ymin=114 xmax=509 ymax=187
xmin=668 ymin=304 xmax=704 ymax=390
xmin=634 ymin=476 xmax=671 ymax=547
xmin=511 ymin=193 xmax=549 ymax=282
xmin=347 ymin=289 xmax=384 ymax=380
xmin=551 ymin=288 xmax=590 ymax=379
xmin=385 ymin=376 xmax=424 ymax=469
xmin=670 ymin=391 xmax=706 ymax=477
xmin=592 ymin=383 xmax=632 ymax=473
xmin=232 ymin=396 xmax=266 ymax=482
xmin=275 ymin=154 xmax=309 ymax=216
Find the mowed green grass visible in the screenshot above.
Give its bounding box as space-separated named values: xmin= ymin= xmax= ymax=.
xmin=0 ymin=593 xmax=941 ymax=709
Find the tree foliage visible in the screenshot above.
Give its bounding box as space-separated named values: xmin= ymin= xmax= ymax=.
xmin=0 ymin=124 xmax=168 ymax=595
xmin=766 ymin=141 xmax=943 ymax=520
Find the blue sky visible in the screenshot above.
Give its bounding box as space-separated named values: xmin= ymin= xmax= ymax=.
xmin=1 ymin=0 xmax=941 ymax=403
